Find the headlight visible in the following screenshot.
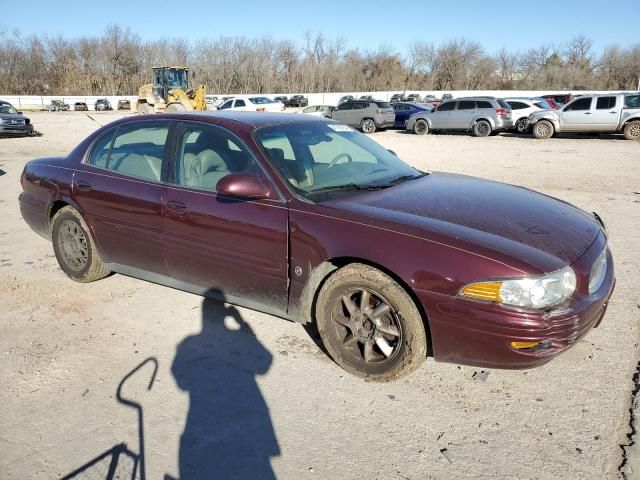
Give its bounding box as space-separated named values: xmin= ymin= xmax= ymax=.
xmin=460 ymin=266 xmax=577 ymax=309
xmin=588 ymin=248 xmax=607 ymax=294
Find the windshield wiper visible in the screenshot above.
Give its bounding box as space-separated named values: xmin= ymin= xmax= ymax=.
xmin=308 ymin=183 xmax=392 ymax=194
xmin=375 ymin=173 xmax=428 ymax=187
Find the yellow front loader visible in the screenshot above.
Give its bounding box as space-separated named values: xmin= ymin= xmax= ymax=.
xmin=134 ymin=66 xmax=206 ymax=114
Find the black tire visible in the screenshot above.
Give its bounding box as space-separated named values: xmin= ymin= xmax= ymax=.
xmin=166 ymin=102 xmax=187 ymax=113
xmin=413 ymin=119 xmax=429 ymax=135
xmin=315 ymin=263 xmax=427 ymax=381
xmin=623 ymin=121 xmax=640 ymax=140
xmin=473 ymin=120 xmax=492 ymax=137
xmin=51 ymin=206 xmax=110 ymax=283
xmin=515 ymin=118 xmax=529 ymax=134
xmin=361 ymin=118 xmax=376 ymax=134
xmin=532 ymin=120 xmax=554 ymax=139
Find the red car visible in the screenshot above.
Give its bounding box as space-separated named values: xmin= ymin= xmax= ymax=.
xmin=19 ymin=112 xmax=615 ymax=380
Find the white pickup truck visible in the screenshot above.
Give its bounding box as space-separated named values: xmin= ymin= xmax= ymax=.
xmin=528 ymin=93 xmax=640 ymax=140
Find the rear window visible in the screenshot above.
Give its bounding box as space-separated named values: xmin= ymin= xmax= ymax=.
xmin=497 ymin=99 xmax=510 ymax=109
xmin=375 ymin=102 xmax=391 ymax=109
xmin=249 ymin=97 xmax=274 ymax=104
xmin=596 ymin=97 xmax=617 ymax=110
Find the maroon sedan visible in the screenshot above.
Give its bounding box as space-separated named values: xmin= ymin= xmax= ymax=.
xmin=19 ymin=112 xmax=615 ymax=380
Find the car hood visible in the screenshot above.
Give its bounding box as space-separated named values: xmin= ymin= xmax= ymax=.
xmin=0 ymin=113 xmax=28 ymax=121
xmin=323 ymin=172 xmax=601 ymax=274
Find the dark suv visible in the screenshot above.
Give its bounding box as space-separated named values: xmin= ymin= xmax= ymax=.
xmin=329 ymin=100 xmax=395 ymax=133
xmin=288 ymin=95 xmax=308 ymax=107
xmin=95 ymin=98 xmax=112 ymax=111
xmin=274 ymin=96 xmax=289 ymax=107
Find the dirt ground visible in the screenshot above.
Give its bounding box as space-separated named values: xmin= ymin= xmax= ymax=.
xmin=1 ymin=111 xmax=639 ymax=480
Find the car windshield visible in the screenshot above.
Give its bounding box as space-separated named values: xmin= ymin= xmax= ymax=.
xmin=249 ymin=97 xmax=275 ymax=104
xmin=0 ymin=103 xmax=18 ymax=114
xmin=254 ymin=122 xmax=423 ymax=200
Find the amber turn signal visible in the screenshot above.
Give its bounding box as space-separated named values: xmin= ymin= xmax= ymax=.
xmin=510 ymin=341 xmax=541 ymax=349
xmin=460 ymin=282 xmax=502 ymax=302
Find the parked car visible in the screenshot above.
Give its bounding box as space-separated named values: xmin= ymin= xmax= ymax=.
xmin=205 ymin=95 xmax=219 ymax=109
xmin=217 ymin=96 xmax=285 ymax=112
xmin=528 ymin=93 xmax=640 ymax=140
xmin=359 ymin=95 xmax=374 ymax=101
xmin=338 ymin=95 xmax=355 ymax=104
xmin=274 ymin=96 xmax=289 ymax=107
xmin=406 ymin=97 xmax=513 ymax=137
xmin=74 ymin=102 xmax=88 ymax=111
xmin=390 ymin=93 xmax=406 ymax=103
xmin=299 ymin=105 xmax=335 ymax=117
xmin=392 ymin=102 xmax=434 ymax=128
xmin=504 ymin=98 xmax=550 ymax=133
xmin=406 ymin=93 xmax=422 ymax=102
xmin=0 ymin=100 xmax=34 ymax=137
xmin=288 ymin=95 xmax=309 ymax=108
xmin=329 ymin=99 xmax=395 ymax=133
xmin=117 ymin=99 xmax=131 ymax=110
xmin=48 ymin=100 xmax=70 ymax=112
xmin=94 ymin=99 xmax=112 ymax=111
xmin=542 ymin=93 xmax=573 ymax=107
xmin=18 ymin=112 xmax=615 ymax=380
xmin=441 ymin=93 xmax=453 ymax=101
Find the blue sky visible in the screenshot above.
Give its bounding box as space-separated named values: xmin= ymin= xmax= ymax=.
xmin=3 ymin=0 xmax=637 ymax=54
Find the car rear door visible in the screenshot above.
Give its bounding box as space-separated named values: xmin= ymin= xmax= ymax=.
xmin=431 ymin=101 xmax=456 ymax=128
xmin=161 ymin=121 xmax=289 ymax=311
xmin=454 ymin=100 xmax=476 ymax=128
xmin=559 ymin=97 xmax=594 ymax=131
xmin=72 ymin=120 xmax=171 ymax=275
xmin=591 ymin=96 xmax=620 ymax=131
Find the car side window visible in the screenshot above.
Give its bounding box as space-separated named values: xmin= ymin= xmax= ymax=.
xmin=94 ymin=122 xmax=169 ymax=182
xmin=596 ymin=97 xmax=616 ymax=110
xmin=625 ymin=95 xmax=640 ymax=108
xmin=220 ymin=100 xmax=233 ymax=110
xmin=175 ymin=123 xmax=256 ymax=192
xmin=234 ymin=99 xmax=246 ymax=108
xmin=437 ymin=101 xmax=455 ymax=112
xmin=508 ymin=101 xmax=528 ymax=110
xmin=565 ymin=97 xmax=592 ymax=111
xmin=88 ymin=129 xmax=116 ymax=168
xmin=302 ymin=106 xmax=316 ymax=113
xmin=338 ymin=102 xmax=352 ymax=111
xmin=476 ymin=101 xmax=493 ymax=109
xmin=458 ymin=100 xmax=475 ymax=110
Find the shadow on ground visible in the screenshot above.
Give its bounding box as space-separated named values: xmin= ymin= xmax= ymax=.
xmin=62 ymin=293 xmax=279 ymax=480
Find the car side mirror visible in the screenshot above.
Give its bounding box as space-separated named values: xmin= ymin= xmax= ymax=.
xmin=216 ymin=172 xmax=275 ymax=200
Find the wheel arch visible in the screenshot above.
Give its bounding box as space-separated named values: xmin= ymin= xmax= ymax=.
xmin=299 ymin=256 xmax=432 ymax=355
xmin=48 ymin=197 xmax=81 ymax=237
xmin=472 ymin=117 xmax=494 ymax=129
xmin=621 ymin=116 xmax=640 ymax=128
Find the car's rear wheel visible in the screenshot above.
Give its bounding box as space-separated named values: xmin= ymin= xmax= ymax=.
xmin=413 ymin=119 xmax=429 ymax=135
xmin=361 ymin=119 xmax=376 ymax=134
xmin=51 ymin=207 xmax=110 ymax=283
xmin=515 ymin=118 xmax=529 ymax=133
xmin=473 ymin=120 xmax=492 ymax=137
xmin=623 ymin=121 xmax=640 ymax=140
xmin=533 ymin=120 xmax=554 ymax=139
xmin=315 ymin=263 xmax=427 ymax=381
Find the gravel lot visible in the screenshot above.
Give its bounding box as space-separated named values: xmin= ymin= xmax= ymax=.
xmin=1 ymin=111 xmax=639 ymax=479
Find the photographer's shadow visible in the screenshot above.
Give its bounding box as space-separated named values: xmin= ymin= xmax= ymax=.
xmin=171 ymin=295 xmax=279 ymax=480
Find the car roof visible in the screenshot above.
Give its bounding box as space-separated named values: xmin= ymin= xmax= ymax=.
xmin=126 ymin=111 xmax=333 ymax=128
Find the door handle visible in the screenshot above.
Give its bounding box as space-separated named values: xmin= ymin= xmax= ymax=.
xmin=166 ymin=200 xmax=187 ymax=213
xmin=584 ymin=112 xmax=592 ymax=115
xmin=609 ymin=111 xmax=617 ymax=114
xmin=76 ymin=180 xmax=93 ymax=192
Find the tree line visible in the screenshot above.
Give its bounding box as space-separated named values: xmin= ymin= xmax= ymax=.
xmin=1 ymin=25 xmax=638 ymax=96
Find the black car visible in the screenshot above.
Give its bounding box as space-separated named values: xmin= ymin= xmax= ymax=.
xmin=390 ymin=93 xmax=406 ymax=103
xmin=95 ymin=98 xmax=112 ymax=111
xmin=117 ymin=99 xmax=131 ymax=110
xmin=74 ymin=102 xmax=88 ymax=111
xmin=0 ymin=101 xmax=34 ymax=137
xmin=274 ymin=96 xmax=289 ymax=107
xmin=338 ymin=95 xmax=354 ymax=104
xmin=288 ymin=95 xmax=308 ymax=107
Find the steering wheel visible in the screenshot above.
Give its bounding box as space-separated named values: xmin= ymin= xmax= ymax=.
xmin=327 ymin=152 xmax=353 ymax=168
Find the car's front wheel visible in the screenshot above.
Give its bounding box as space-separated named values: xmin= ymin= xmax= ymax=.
xmin=316 ymin=263 xmax=427 ymax=381
xmin=532 ymin=120 xmax=554 ymax=139
xmin=361 ymin=119 xmax=376 ymax=134
xmin=413 ymin=119 xmax=429 ymax=135
xmin=51 ymin=206 xmax=110 ymax=283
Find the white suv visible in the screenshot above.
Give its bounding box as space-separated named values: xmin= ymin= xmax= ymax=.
xmin=504 ymin=98 xmax=550 ymax=133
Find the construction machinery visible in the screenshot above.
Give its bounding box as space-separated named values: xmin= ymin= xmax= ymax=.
xmin=135 ymin=66 xmax=206 ymax=114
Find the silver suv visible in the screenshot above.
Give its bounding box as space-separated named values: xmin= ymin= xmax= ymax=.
xmin=405 ymin=97 xmax=514 ymax=137
xmin=329 ymin=100 xmax=395 ymax=133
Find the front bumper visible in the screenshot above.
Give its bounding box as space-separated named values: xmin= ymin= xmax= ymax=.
xmin=416 ymin=233 xmax=615 ymax=369
xmin=0 ymin=124 xmax=33 ymax=136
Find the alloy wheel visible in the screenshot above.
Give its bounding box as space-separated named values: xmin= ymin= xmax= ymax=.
xmin=58 ymin=219 xmax=88 ymax=271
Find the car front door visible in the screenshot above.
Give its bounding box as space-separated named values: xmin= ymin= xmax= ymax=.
xmin=431 ymin=101 xmax=456 ymax=128
xmin=559 ymin=97 xmax=594 ymax=131
xmin=591 ymin=96 xmax=620 ymax=131
xmin=161 ymin=121 xmax=289 ymax=311
xmin=393 ymin=103 xmax=412 ymax=127
xmin=73 ymin=120 xmax=171 ymax=275
xmin=332 ymin=101 xmax=353 ymax=125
